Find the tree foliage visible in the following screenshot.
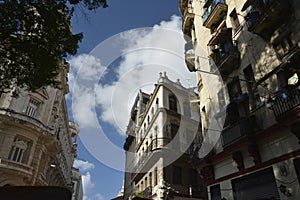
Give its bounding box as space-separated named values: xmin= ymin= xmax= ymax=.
xmin=0 ymin=0 xmax=107 ymax=93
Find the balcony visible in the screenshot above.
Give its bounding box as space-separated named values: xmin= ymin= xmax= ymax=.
xmin=244 ymin=0 xmax=292 ymax=40
xmin=182 ymin=6 xmax=195 ymax=37
xmin=184 ymin=40 xmax=196 ymax=72
xmin=221 ymin=117 xmax=254 ymax=147
xmin=0 ymin=158 xmax=33 ymax=175
xmin=271 ymin=86 xmax=300 ymax=120
xmin=209 ymin=44 xmax=240 ymax=77
xmin=133 ymin=138 xmax=169 ymax=175
xmin=185 ymin=52 xmax=196 ymax=72
xmin=202 ymin=0 xmax=227 ymax=29
xmin=179 ymin=0 xmax=188 ymax=13
xmin=0 ymin=108 xmax=55 ymax=135
xmin=207 ymin=23 xmax=240 ymax=77
xmin=220 ymin=94 xmax=261 ymax=147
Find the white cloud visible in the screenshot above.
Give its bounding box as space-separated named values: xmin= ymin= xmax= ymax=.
xmin=67 ymin=54 xmax=106 ymax=128
xmin=83 ymin=193 xmax=104 ymax=200
xmin=68 ymin=54 xmax=106 ymax=82
xmin=69 ymin=15 xmax=196 ymax=135
xmin=94 ymin=194 xmax=105 ymax=200
xmin=95 ymin=15 xmax=196 ymax=134
xmin=74 ymin=160 xmax=105 ymax=200
xmin=73 ymin=159 xmax=95 ymax=172
xmin=82 ymin=172 xmax=95 ymax=193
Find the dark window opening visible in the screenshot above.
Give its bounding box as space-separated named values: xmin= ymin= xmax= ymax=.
xmin=232 ymin=167 xmax=280 ymax=200
xmin=172 ymin=166 xmax=182 ymax=185
xmin=189 ymin=169 xmax=198 ymax=189
xmin=293 ymin=157 xmax=300 ymax=184
xmin=244 ymin=65 xmax=262 ymax=110
xmin=227 ymin=77 xmax=242 ymax=101
xmin=154 ymin=168 xmax=158 ymax=186
xmin=210 ymin=184 xmax=221 ymax=200
xmin=171 ymin=124 xmax=180 ymax=149
xmin=143 ymin=97 xmax=149 ymax=104
xmin=169 ymin=95 xmax=177 ymax=112
xmin=230 ymin=9 xmax=241 ymax=33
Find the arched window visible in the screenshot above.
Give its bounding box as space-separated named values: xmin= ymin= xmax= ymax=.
xmin=154 ymin=168 xmax=158 ymax=186
xmin=169 ymin=95 xmax=177 ymax=112
xmin=141 ymin=181 xmax=144 ymax=191
xmin=149 ymin=172 xmax=152 ymax=187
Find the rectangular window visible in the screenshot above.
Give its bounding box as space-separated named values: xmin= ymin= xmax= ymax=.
xmin=169 ymin=95 xmax=177 ymax=112
xmin=189 ymin=169 xmax=198 ymax=188
xmin=210 ymin=184 xmax=221 ymax=200
xmin=172 ymin=166 xmax=182 ymax=185
xmin=293 ymin=157 xmax=300 ymax=183
xmin=244 ymin=65 xmax=262 ymax=110
xmin=154 ymin=168 xmax=158 ymax=186
xmin=8 ymin=137 xmax=31 ymax=164
xmin=227 ymin=77 xmax=242 ymax=101
xmin=149 ymin=172 xmax=152 ymax=187
xmin=230 ymin=9 xmax=241 ymax=33
xmin=25 ymin=99 xmax=39 ymax=117
xmin=171 ymin=124 xmax=180 ymax=149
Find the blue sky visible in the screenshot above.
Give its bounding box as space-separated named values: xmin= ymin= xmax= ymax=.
xmin=66 ymin=1 xmax=193 ymax=200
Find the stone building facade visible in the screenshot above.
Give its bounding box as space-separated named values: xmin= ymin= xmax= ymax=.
xmin=180 ymin=0 xmax=300 ymax=199
xmin=0 ymin=60 xmax=79 ymax=188
xmin=123 ymin=72 xmax=207 ymax=200
xmin=72 ymin=167 xmax=83 ymax=200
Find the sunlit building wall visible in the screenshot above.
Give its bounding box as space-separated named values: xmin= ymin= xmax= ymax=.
xmin=180 ymin=0 xmax=300 ymax=199
xmin=124 ymin=72 xmax=207 ymax=200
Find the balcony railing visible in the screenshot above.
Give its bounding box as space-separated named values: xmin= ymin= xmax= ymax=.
xmin=185 ymin=52 xmax=196 ymax=72
xmin=0 ymin=158 xmax=33 ymax=175
xmin=272 ymin=87 xmax=300 ymax=120
xmin=142 ymin=186 xmax=152 ymax=198
xmin=245 ymin=0 xmax=292 ymax=40
xmin=209 ymin=44 xmax=240 ymax=76
xmin=184 ymin=40 xmax=196 ymax=72
xmin=221 ymin=117 xmax=253 ymax=147
xmin=202 ymin=0 xmax=227 ymax=29
xmin=133 ymin=138 xmax=169 ymax=174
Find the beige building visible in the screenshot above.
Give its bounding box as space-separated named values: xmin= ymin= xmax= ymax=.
xmin=0 ymin=60 xmax=79 ymax=188
xmin=180 ymin=0 xmax=300 ymax=199
xmin=72 ymin=167 xmax=83 ymax=200
xmin=123 ymin=73 xmax=207 ymax=200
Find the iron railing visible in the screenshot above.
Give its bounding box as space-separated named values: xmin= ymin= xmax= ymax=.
xmin=272 ymin=87 xmax=300 ymax=120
